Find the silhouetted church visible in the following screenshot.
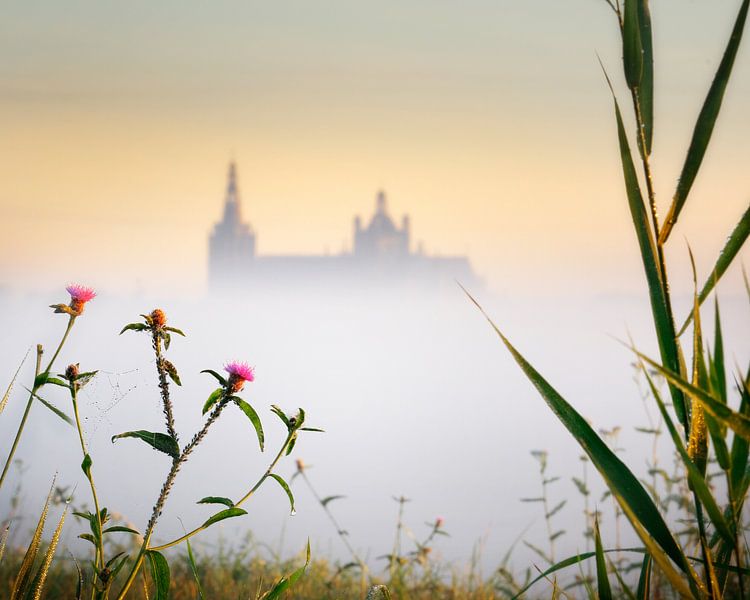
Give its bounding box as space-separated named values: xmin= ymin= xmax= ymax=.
xmin=209 ymin=163 xmax=478 ymax=289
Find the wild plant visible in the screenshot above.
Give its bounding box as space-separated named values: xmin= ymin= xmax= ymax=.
xmin=1 ymin=294 xmax=319 ymax=599
xmin=466 ymin=0 xmax=750 ymax=597
xmin=291 ymin=458 xmax=370 ymax=598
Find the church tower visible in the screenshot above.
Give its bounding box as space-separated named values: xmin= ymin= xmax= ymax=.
xmin=208 ymin=162 xmax=256 ymax=285
xmin=353 ymin=190 xmax=410 ymax=260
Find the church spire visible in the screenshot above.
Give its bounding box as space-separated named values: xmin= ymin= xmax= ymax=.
xmin=223 ymin=161 xmax=241 ymax=224
xmin=376 ymin=189 xmax=387 ymax=214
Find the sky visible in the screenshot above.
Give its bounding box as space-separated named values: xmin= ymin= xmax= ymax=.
xmin=1 ymin=0 xmax=749 ymax=295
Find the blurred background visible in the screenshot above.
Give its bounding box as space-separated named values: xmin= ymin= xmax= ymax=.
xmin=1 ymin=0 xmax=749 ymax=576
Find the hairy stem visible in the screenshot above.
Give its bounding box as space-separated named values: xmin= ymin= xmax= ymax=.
xmin=114 ymin=397 xmax=231 ymax=600
xmin=152 ymin=331 xmax=178 ymax=443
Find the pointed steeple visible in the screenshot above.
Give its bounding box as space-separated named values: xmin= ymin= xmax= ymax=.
xmin=376 ymin=189 xmax=387 ymax=214
xmin=223 ymin=161 xmax=241 ymax=224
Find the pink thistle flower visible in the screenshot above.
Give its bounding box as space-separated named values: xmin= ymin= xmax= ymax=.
xmin=224 ymin=361 xmax=255 ymax=392
xmin=435 ymin=517 xmax=444 ymax=529
xmin=51 ymin=284 xmax=96 ymax=316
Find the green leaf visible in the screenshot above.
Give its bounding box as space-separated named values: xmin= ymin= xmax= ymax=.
xmin=164 ymin=361 xmax=181 ymax=386
xmin=636 ymin=554 xmax=652 ymax=599
xmin=202 ymin=388 xmax=224 ymax=415
xmin=636 ymin=351 xmax=750 ymax=442
xmin=269 ymin=474 xmax=295 ymax=514
xmin=270 ymin=405 xmax=291 ymax=428
xmin=185 ymin=535 xmax=204 ymax=600
xmin=164 ymin=332 xmax=171 ymax=351
xmin=201 ymin=507 xmax=247 ymax=528
xmin=146 ymin=550 xmax=170 ymax=600
xmin=78 ymin=533 xmax=97 ymax=546
xmin=81 ymin=454 xmax=92 ymax=478
xmin=165 ymin=326 xmax=186 ymax=336
xmin=260 ymin=541 xmax=310 ymax=600
xmin=27 ymin=390 xmax=73 ymax=427
xmin=102 ymin=526 xmax=140 ymax=535
xmin=201 ymin=369 xmax=227 ymax=386
xmin=622 ymin=0 xmax=643 ymax=89
xmin=119 ymin=322 xmax=149 ymax=335
xmin=464 ymin=290 xmax=698 ymax=592
xmin=74 ymin=371 xmax=98 ymax=389
xmin=594 ymin=519 xmax=612 ymax=600
xmin=111 ymin=430 xmax=179 ymax=459
xmin=637 ymin=0 xmax=653 ymax=156
xmin=730 ymin=369 xmax=750 ymax=496
xmin=601 ymin=67 xmax=686 ymax=427
xmin=231 ymin=397 xmax=264 ymax=451
xmin=660 ymin=0 xmax=750 ymax=244
xmin=197 ymin=496 xmax=234 ymax=508
xmin=321 ymin=495 xmax=345 ymax=508
xmin=639 ymin=367 xmax=734 ymax=546
xmin=510 ymin=547 xmax=645 ymax=600
xmin=300 ymin=427 xmax=325 ymax=432
xmin=679 ymin=204 xmax=750 ymax=334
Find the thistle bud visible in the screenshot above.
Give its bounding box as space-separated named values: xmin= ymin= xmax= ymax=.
xmin=150 ymin=309 xmax=167 ymax=329
xmin=65 ymin=363 xmax=80 ymax=381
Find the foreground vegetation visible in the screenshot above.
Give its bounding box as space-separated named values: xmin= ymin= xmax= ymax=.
xmin=1 ymin=0 xmax=750 ymax=597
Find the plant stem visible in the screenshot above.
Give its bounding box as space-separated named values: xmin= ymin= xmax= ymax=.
xmin=149 ymin=428 xmax=295 ymax=552
xmin=152 ymin=330 xmax=178 ymax=443
xmin=0 ymin=316 xmax=76 ymax=491
xmin=71 ymin=385 xmax=105 ymax=597
xmin=114 ymin=397 xmax=234 ymax=599
xmin=300 ymin=471 xmax=368 ymax=599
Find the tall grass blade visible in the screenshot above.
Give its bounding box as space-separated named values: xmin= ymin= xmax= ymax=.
xmin=594 ymin=519 xmax=612 ymax=600
xmin=660 ymin=0 xmax=750 ymax=244
xmin=31 ymin=499 xmax=69 ymax=599
xmin=636 ymin=350 xmax=750 ymax=441
xmin=640 ymin=366 xmax=734 ymax=545
xmin=679 ymin=204 xmax=750 ymax=335
xmin=622 ymin=0 xmax=643 ymax=89
xmin=185 ymin=536 xmax=205 ymax=600
xmin=730 ymin=368 xmax=750 ymax=495
xmin=637 ymin=0 xmax=654 ymax=155
xmin=602 ymin=68 xmax=686 ymax=425
xmin=463 ymin=289 xmax=700 ymax=595
xmin=636 ymin=555 xmax=651 ymax=599
xmin=710 ymin=299 xmax=727 ymax=402
xmin=10 ymin=479 xmax=55 ymax=599
xmin=259 ymin=540 xmax=310 ymax=600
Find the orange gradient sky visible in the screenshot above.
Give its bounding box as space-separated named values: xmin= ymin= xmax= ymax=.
xmin=1 ymin=0 xmax=748 ymax=294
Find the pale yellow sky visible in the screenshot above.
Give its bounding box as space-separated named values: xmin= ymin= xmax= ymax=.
xmin=1 ymin=0 xmax=748 ymax=294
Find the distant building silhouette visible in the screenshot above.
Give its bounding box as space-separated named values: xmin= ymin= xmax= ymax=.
xmin=209 ymin=162 xmax=478 ymax=289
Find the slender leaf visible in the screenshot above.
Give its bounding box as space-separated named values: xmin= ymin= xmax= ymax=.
xmin=636 ymin=554 xmax=652 ymax=599
xmin=185 ymin=535 xmax=204 ymax=600
xmin=119 ymin=322 xmax=149 ymax=334
xmin=81 ymin=454 xmax=92 ymax=478
xmin=464 ymin=289 xmax=702 ymax=596
xmin=636 ymin=350 xmax=750 ymax=441
xmin=27 ymin=390 xmax=73 ymax=427
xmin=201 ymin=507 xmax=247 ymax=528
xmin=165 ymin=326 xmax=186 ymax=336
xmin=269 ymin=474 xmax=295 ymax=514
xmin=660 ymin=0 xmax=750 ymax=243
xmin=594 ymin=519 xmax=612 ymax=600
xmin=202 ymin=388 xmax=224 ymax=415
xmin=602 ymin=67 xmax=686 ymax=426
xmin=197 ymin=496 xmax=234 ymax=508
xmin=102 ymin=526 xmax=140 ymax=535
xmin=146 ymin=550 xmax=170 ymax=600
xmin=321 ymin=495 xmax=346 ymax=508
xmin=637 ymin=0 xmax=654 ymax=155
xmin=260 ymin=541 xmax=310 ymax=600
xmin=231 ymin=396 xmax=264 ymax=451
xmin=622 ymin=0 xmax=643 ymax=89
xmin=111 ymin=430 xmax=179 ymax=459
xmin=200 ymin=369 xmax=227 ymax=386
xmin=640 ymin=366 xmax=734 ymax=545
xmin=679 ymin=204 xmax=750 ymax=334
